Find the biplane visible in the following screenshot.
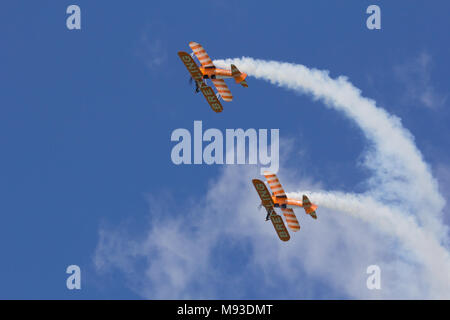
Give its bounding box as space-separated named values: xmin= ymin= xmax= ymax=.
xmin=178 ymin=42 xmax=248 ymax=113
xmin=252 ymin=171 xmax=318 ymax=242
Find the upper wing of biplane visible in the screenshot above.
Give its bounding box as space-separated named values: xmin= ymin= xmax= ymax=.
xmin=263 ymin=171 xmax=287 ymax=198
xmin=211 ymin=79 xmax=233 ymax=102
xmin=280 ymin=207 xmax=301 ymax=232
xmin=189 ymin=42 xmax=215 ymax=68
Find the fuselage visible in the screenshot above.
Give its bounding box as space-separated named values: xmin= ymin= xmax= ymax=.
xmin=199 ymin=66 xmax=233 ymax=79
xmin=199 ymin=66 xmax=248 ymax=83
xmin=272 ymin=197 xmax=304 ymax=209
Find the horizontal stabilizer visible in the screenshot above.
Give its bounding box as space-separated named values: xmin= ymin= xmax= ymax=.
xmin=231 ymin=64 xmax=248 ymax=87
xmin=302 ymin=195 xmax=318 ymax=219
xmin=231 ymin=64 xmax=241 ymax=76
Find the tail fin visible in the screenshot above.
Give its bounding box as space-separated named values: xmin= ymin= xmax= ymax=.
xmin=302 ymin=195 xmax=318 ymax=219
xmin=230 ymin=64 xmax=240 ymax=77
xmin=231 ymin=64 xmax=248 ymax=87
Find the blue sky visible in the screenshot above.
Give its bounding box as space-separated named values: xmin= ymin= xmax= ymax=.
xmin=0 ymin=1 xmax=449 ymax=299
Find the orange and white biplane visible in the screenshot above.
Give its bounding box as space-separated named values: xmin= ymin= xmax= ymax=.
xmin=252 ymin=171 xmax=318 ymax=242
xmin=178 ymin=42 xmax=248 ymax=113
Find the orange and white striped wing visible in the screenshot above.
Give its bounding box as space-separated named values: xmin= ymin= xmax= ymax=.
xmin=281 ymin=208 xmax=301 ymax=232
xmin=211 ymin=79 xmax=233 ymax=102
xmin=189 ymin=42 xmax=215 ymax=68
xmin=263 ymin=171 xmax=286 ymax=197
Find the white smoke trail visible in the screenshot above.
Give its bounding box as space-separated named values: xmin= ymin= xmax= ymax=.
xmin=215 ymin=57 xmax=450 ymax=297
xmin=288 ymin=190 xmax=450 ymax=298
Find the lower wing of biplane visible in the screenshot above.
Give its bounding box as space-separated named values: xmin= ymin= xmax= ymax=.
xmin=252 ymin=179 xmax=290 ymax=242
